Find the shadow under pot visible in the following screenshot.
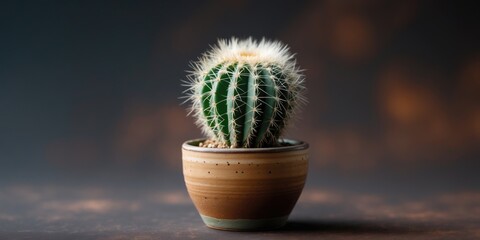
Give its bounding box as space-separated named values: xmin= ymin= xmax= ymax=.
xmin=182 ymin=138 xmax=309 ymax=231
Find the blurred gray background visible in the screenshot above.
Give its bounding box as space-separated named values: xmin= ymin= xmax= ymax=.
xmin=0 ymin=0 xmax=479 ymax=201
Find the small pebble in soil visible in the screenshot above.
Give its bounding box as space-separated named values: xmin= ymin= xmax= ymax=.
xmin=198 ymin=139 xmax=228 ymax=148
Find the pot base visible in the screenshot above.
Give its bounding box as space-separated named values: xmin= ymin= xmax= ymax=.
xmin=201 ymin=215 xmax=288 ymax=231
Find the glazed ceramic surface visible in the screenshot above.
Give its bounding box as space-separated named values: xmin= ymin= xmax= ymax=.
xmin=182 ymin=139 xmax=309 ymax=231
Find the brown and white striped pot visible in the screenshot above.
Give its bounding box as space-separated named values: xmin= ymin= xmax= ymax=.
xmin=182 ymin=139 xmax=309 ymax=231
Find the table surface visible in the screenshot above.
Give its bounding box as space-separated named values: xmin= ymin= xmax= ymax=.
xmin=1 ymin=175 xmax=479 ymax=240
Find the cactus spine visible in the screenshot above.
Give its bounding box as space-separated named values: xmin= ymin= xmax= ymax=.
xmin=185 ymin=38 xmax=305 ymax=148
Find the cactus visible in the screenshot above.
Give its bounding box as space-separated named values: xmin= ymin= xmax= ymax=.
xmin=184 ymin=38 xmax=305 ymax=148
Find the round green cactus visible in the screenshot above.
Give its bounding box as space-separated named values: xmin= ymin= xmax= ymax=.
xmin=185 ymin=38 xmax=305 ymax=148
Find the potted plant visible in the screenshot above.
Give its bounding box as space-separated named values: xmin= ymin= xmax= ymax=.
xmin=182 ymin=37 xmax=308 ymax=231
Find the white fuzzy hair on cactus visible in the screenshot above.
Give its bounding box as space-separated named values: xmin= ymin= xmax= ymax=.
xmin=183 ymin=37 xmax=306 ymax=148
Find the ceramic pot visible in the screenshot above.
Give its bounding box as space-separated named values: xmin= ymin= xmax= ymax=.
xmin=182 ymin=139 xmax=309 ymax=231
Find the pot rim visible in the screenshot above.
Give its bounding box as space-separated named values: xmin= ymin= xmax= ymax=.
xmin=182 ymin=138 xmax=309 ymax=153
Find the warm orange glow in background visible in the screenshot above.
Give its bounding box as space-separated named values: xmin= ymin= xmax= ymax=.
xmin=32 ymin=1 xmax=478 ymax=175
xmin=0 ymin=1 xmax=478 ymax=234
